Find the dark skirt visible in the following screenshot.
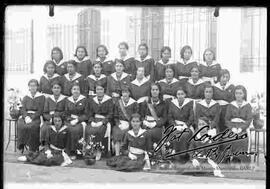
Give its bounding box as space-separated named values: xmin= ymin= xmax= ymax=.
xmin=171 ymin=128 xmax=193 ymax=163
xmin=17 ymin=117 xmax=41 ymax=152
xmin=145 ymin=127 xmax=163 ymax=149
xmin=112 ymin=125 xmax=129 ymax=142
xmin=66 ymin=123 xmax=83 ymax=154
xmin=26 ymin=148 xmax=64 ymax=166
xmin=40 ymin=121 xmax=51 ymax=144
xmin=85 ymin=124 xmax=107 ymax=142
xmin=106 ymin=154 xmax=145 ymax=172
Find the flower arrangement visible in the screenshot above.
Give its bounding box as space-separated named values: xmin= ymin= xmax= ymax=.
xmin=148 ymin=142 xmax=174 ymax=170
xmin=7 ymin=88 xmax=22 ymax=119
xmin=250 ymin=92 xmax=266 ymax=129
xmin=78 ymin=135 xmax=105 ymax=165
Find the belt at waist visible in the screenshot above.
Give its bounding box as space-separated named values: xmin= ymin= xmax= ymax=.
xmin=50 ymin=144 xmax=63 ymax=151
xmin=175 ymin=120 xmax=186 ymax=125
xmin=95 ymin=114 xmax=106 ymax=119
xmin=216 ymin=100 xmax=229 ymax=106
xmin=71 ymin=114 xmax=79 ymax=119
xmin=145 ymin=116 xmax=155 ymax=122
xmin=179 ymin=76 xmax=189 ymax=80
xmin=129 ymin=147 xmax=145 ymax=155
xmin=27 ymin=110 xmax=36 ymax=114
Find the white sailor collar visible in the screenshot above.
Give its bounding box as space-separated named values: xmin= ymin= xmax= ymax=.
xmin=230 ymin=100 xmax=249 ymax=109
xmin=73 ymin=56 xmax=90 ymax=63
xmin=93 ymin=94 xmax=111 ymax=104
xmin=198 ymin=99 xmax=218 ymax=108
xmin=67 ymin=95 xmax=86 ymax=104
xmin=121 ymin=97 xmax=136 ymax=107
xmin=51 ymin=125 xmax=68 ymax=133
xmin=135 ymin=55 xmax=152 ymax=62
xmin=178 ymin=58 xmax=196 ymax=65
xmin=96 ymin=56 xmax=113 ymax=63
xmin=157 ymin=59 xmax=175 ymax=65
xmin=159 ymin=78 xmax=179 ymax=84
xmin=64 ymin=72 xmax=82 ymax=81
xmin=87 ymin=74 xmax=106 ymax=81
xmin=201 ymin=60 xmax=218 ymax=67
xmin=43 ymin=73 xmax=60 ymax=80
xmin=214 ymin=82 xmax=232 ymax=91
xmin=26 ymin=92 xmax=43 ymax=99
xmin=111 ymin=72 xmax=129 ymax=81
xmin=131 ymin=77 xmax=149 ymax=87
xmin=49 ymin=94 xmax=66 ymax=103
xmin=188 ymin=78 xmax=205 ymax=86
xmin=128 ymin=128 xmax=146 ymax=137
xmin=53 ymin=59 xmax=66 ymax=66
xmin=118 ymin=54 xmax=132 ymax=61
xmin=171 ymin=98 xmax=192 ymax=110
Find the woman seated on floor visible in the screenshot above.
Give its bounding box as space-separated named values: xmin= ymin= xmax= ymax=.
xmin=17 ymin=113 xmax=72 ymax=167
xmin=107 ymin=113 xmax=151 ymax=171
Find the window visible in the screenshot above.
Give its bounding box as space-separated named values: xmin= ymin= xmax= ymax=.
xmin=240 ymin=8 xmax=267 ymax=73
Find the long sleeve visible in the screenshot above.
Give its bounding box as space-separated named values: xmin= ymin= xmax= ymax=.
xmin=103 ymin=100 xmax=113 ymax=125
xmin=167 ymin=105 xmax=176 ymax=126
xmin=87 ymin=99 xmax=95 ymax=124
xmin=239 ymin=104 xmax=253 ymax=130
xmin=113 ymin=102 xmax=120 ymax=126
xmin=187 ymin=105 xmax=195 ymax=127
xmin=30 ymin=96 xmax=45 ymax=120
xmin=43 ymin=98 xmax=51 ymax=121
xmin=225 ymin=105 xmax=235 ymax=129
xmin=210 ymin=104 xmax=221 ymax=129
xmin=121 ymin=133 xmax=129 ymax=155
xmin=156 ymin=105 xmax=167 ymax=128
xmin=21 ymin=97 xmax=27 ymax=119
xmin=149 ymin=59 xmax=155 ymax=82
xmin=78 ymin=102 xmax=88 ymax=123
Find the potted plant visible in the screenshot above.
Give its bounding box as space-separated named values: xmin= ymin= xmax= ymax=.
xmin=7 ymin=88 xmax=22 ymax=119
xmin=251 ymin=92 xmax=265 ymax=129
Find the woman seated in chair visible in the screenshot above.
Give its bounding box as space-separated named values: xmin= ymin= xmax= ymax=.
xmin=113 ymin=88 xmax=138 ymax=156
xmin=64 ymin=83 xmax=88 ymax=160
xmin=225 ymin=85 xmax=252 ymax=164
xmin=40 ymin=81 xmax=67 ymax=146
xmin=17 ymin=79 xmax=45 ymax=153
xmin=107 ymin=113 xmax=151 ymax=171
xmin=167 ymin=86 xmax=194 ymax=163
xmin=86 ymin=84 xmax=114 ymax=160
xmin=139 ymin=83 xmax=167 ymax=150
xmin=18 ymin=113 xmax=71 ymax=167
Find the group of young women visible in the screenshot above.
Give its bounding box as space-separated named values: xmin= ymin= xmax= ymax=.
xmin=16 ymin=42 xmax=253 ymax=170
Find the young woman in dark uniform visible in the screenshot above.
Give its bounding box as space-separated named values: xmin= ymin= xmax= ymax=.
xmin=73 ymin=46 xmax=92 ymax=79
xmin=94 ymin=45 xmax=115 ymax=76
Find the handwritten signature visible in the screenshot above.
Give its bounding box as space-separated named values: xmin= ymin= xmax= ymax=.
xmin=154 ymin=125 xmax=255 ymax=163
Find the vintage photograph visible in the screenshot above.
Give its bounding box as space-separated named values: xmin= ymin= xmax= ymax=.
xmin=3 ymin=5 xmax=266 ymax=187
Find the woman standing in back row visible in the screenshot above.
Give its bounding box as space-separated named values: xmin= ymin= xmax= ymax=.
xmin=72 ymin=46 xmax=92 ymax=79
xmin=94 ymin=45 xmax=115 ymax=76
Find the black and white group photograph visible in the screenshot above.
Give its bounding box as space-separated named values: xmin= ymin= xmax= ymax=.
xmin=3 ymin=5 xmax=266 ymax=188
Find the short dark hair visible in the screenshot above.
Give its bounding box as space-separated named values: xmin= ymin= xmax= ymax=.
xmin=203 ymin=48 xmax=216 ymax=62
xmin=165 ymin=64 xmax=175 ymax=77
xmin=43 ymin=60 xmax=56 ymax=74
xmin=71 ymin=83 xmax=80 ymax=93
xmin=96 ymin=45 xmax=109 ymax=57
xmin=66 ymin=60 xmax=77 ymax=70
xmin=74 ymin=46 xmax=88 ymax=57
xmin=51 ymin=47 xmax=63 ymax=61
xmin=189 ymin=64 xmax=200 ymax=74
xmin=218 ymin=69 xmax=230 ymax=82
xmin=180 ymin=45 xmax=192 ymax=59
xmin=175 ymin=86 xmax=187 ymax=96
xmin=149 ymin=82 xmax=163 ymax=101
xmin=130 ymin=113 xmax=141 ymax=122
xmin=234 ymin=85 xmax=247 ymax=101
xmin=28 ymin=79 xmax=39 ymax=87
xmin=118 ymin=42 xmax=129 ymax=50
xmin=160 ymin=46 xmax=171 ymax=58
xmin=51 ymin=80 xmax=62 ymax=89
xmin=138 ymin=43 xmax=149 ymax=54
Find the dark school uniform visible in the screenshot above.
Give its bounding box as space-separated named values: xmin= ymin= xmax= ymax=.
xmin=174 ymin=59 xmax=198 ymax=81
xmin=53 ymin=59 xmax=68 ymax=76
xmin=199 ymin=61 xmax=221 ymax=84
xmin=40 ymin=94 xmax=67 ymax=143
xmin=73 ymin=56 xmax=93 ymax=79
xmin=184 ymin=78 xmax=208 ymax=100
xmin=195 ymin=99 xmax=221 ymax=130
xmin=158 ymin=78 xmax=182 ymax=101
xmin=17 ymin=92 xmax=45 ymax=152
xmin=213 ymin=82 xmax=235 ymax=132
xmin=94 ymin=57 xmax=115 ymax=76
xmin=64 ymin=95 xmax=88 ymax=154
xmin=224 ymin=101 xmax=252 ymax=163
xmin=154 ymin=59 xmax=175 ymax=82
xmin=39 ymin=74 xmax=61 ymax=96
xmin=85 ymin=74 xmax=107 ymax=98
xmin=86 ymin=95 xmax=114 ymax=143
xmin=129 ymin=77 xmax=151 ymax=103
xmin=26 ymin=125 xmax=69 ymax=166
xmin=140 ymin=98 xmax=167 ymax=148
xmin=113 ymin=97 xmax=138 ymax=142
xmin=107 ymin=128 xmax=151 ymax=171
xmin=61 ymin=72 xmax=85 ymax=96
xmin=168 ymin=98 xmax=194 ymax=163
xmin=134 ymin=55 xmax=155 ymax=82
xmin=106 ymin=72 xmax=131 ymax=100
xmin=115 ymin=55 xmax=136 ymax=80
